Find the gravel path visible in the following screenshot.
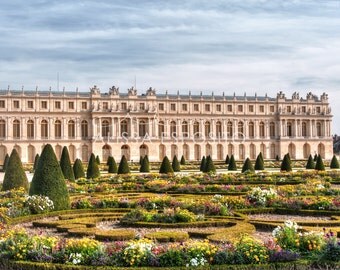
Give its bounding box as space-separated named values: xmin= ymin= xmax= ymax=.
xmin=248 ymin=214 xmax=331 ymax=221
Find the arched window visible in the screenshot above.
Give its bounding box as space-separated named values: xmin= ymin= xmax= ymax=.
xmin=41 ymin=120 xmax=48 ymax=139
xmin=81 ymin=120 xmax=88 ymax=139
xmin=171 ymin=144 xmax=178 ymax=159
xmin=287 ymin=122 xmax=293 ymax=137
xmin=182 ymin=121 xmax=188 ymax=138
xmin=194 ymin=144 xmax=201 ymax=160
xmin=250 ymin=144 xmax=256 ymax=159
xmin=303 ymin=143 xmax=310 ymax=158
xmin=170 ymin=121 xmax=177 ymax=137
xmin=27 ymin=120 xmax=34 ymax=139
xmin=121 ymin=120 xmax=129 ymax=137
xmin=13 ymin=120 xmax=20 ymax=139
xmin=204 ymin=122 xmax=211 ymax=137
xmin=228 ymin=144 xmax=234 ymax=156
xmin=102 ymin=120 xmax=110 ymax=138
xmin=269 ymin=122 xmax=275 ymax=138
xmin=288 ymin=143 xmax=296 ymax=159
xmin=0 ymin=120 xmax=5 ymax=138
xmin=206 ymin=143 xmax=212 ymax=156
xmin=82 ymin=145 xmax=89 ymax=162
xmin=239 ymin=144 xmax=245 ymax=160
xmin=55 ymin=120 xmax=61 ymax=139
xmin=140 ymin=144 xmax=148 ymax=158
xmin=139 ymin=120 xmax=147 ymax=137
xmin=158 ymin=121 xmax=165 ymax=137
xmin=259 ymin=121 xmax=265 ymax=138
xmin=238 ymin=122 xmax=244 ymax=138
xmin=193 ymin=121 xmax=200 ymax=138
xmin=216 ymin=121 xmax=222 ymax=138
xmin=227 ymin=121 xmax=233 ymax=138
xmin=183 ymin=144 xmax=189 ymax=160
xmin=248 ymin=122 xmax=254 ymax=138
xmin=121 ymin=145 xmax=130 ymax=160
xmin=318 ymin=143 xmax=325 ymax=158
xmin=316 ymin=122 xmax=322 ymax=137
xmin=217 ymin=144 xmax=223 ymax=160
xmin=159 ymin=144 xmax=166 ymax=160
xmin=68 ymin=120 xmax=75 ymax=139
xmin=302 ymin=122 xmax=307 ymax=137
xmin=102 ymin=144 xmax=111 ymax=163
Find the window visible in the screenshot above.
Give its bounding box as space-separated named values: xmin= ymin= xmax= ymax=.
xmin=238 ymin=122 xmax=244 ymax=138
xmin=194 ymin=104 xmax=199 ymax=111
xmin=27 ymin=120 xmax=34 ymax=139
xmin=55 ymin=120 xmax=62 ymax=138
xmin=204 ymin=122 xmax=211 ymax=137
xmin=27 ymin=101 xmax=34 ymax=109
xmin=55 ymin=101 xmax=61 ymax=109
xmin=41 ymin=120 xmax=48 ymax=139
xmin=216 ymin=121 xmax=222 ymax=137
xmin=121 ymin=102 xmax=127 ymax=110
xmin=259 ymin=105 xmax=264 ymax=113
xmin=216 ymin=104 xmax=221 ymax=112
xmin=227 ymin=121 xmax=233 ymax=137
xmin=316 ymin=122 xmax=322 ymax=136
xmin=139 ymin=103 xmax=145 ymax=110
xmin=316 ymin=107 xmax=321 ymax=113
xmin=170 ymin=103 xmax=176 ymax=111
xmin=270 ymin=106 xmax=275 ymax=113
xmin=182 ymin=104 xmax=188 ymax=111
xmin=81 ymin=102 xmax=87 ymax=110
xmin=227 ymin=105 xmax=232 ymax=112
xmin=68 ymin=120 xmax=75 ymax=139
xmin=170 ymin=121 xmax=177 ymax=137
xmin=182 ymin=121 xmax=188 ymax=137
xmin=158 ymin=103 xmax=164 ymax=111
xmin=287 ymin=106 xmax=291 ymax=113
xmin=259 ymin=122 xmax=265 ymax=138
xmin=0 ymin=120 xmax=6 ymax=138
xmin=41 ymin=101 xmax=47 ymax=109
xmin=193 ymin=121 xmax=200 ymax=138
xmin=249 ymin=105 xmax=254 ymax=112
xmin=102 ymin=120 xmax=110 ymax=137
xmin=0 ymin=100 xmax=5 ymax=108
xmin=13 ymin=100 xmax=20 ymax=109
xmin=69 ymin=102 xmax=74 ymax=109
xmin=121 ymin=120 xmax=129 ymax=136
xmin=302 ymin=106 xmax=306 ymax=113
xmin=287 ymin=122 xmax=293 ymax=137
xmin=103 ymin=102 xmax=109 ymax=110
xmin=270 ymin=122 xmax=275 ymax=138
xmin=13 ymin=120 xmax=20 ymax=138
xmin=238 ymin=105 xmax=243 ymax=112
xmin=158 ymin=121 xmax=165 ymax=137
xmin=139 ymin=120 xmax=147 ymax=136
xmin=249 ymin=122 xmax=254 ymax=138
xmin=205 ymin=104 xmax=210 ymax=112
xmin=302 ymin=122 xmax=307 ymax=137
xmin=81 ymin=120 xmax=88 ymax=139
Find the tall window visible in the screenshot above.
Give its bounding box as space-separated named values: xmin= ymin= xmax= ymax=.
xmin=13 ymin=120 xmax=20 ymax=138
xmin=193 ymin=121 xmax=200 ymax=138
xmin=269 ymin=122 xmax=275 ymax=138
xmin=287 ymin=122 xmax=292 ymax=137
xmin=102 ymin=120 xmax=110 ymax=138
xmin=216 ymin=121 xmax=222 ymax=138
xmin=204 ymin=121 xmax=211 ymax=137
xmin=121 ymin=120 xmax=129 ymax=136
xmin=55 ymin=120 xmax=62 ymax=139
xmin=0 ymin=120 xmax=5 ymax=138
xmin=81 ymin=120 xmax=88 ymax=139
xmin=139 ymin=120 xmax=147 ymax=137
xmin=302 ymin=122 xmax=307 ymax=137
xmin=68 ymin=120 xmax=75 ymax=139
xmin=248 ymin=122 xmax=254 ymax=138
xmin=259 ymin=121 xmax=265 ymax=138
xmin=316 ymin=122 xmax=322 ymax=137
xmin=238 ymin=122 xmax=244 ymax=138
xmin=158 ymin=121 xmax=165 ymax=137
xmin=27 ymin=120 xmax=34 ymax=139
xmin=170 ymin=121 xmax=177 ymax=137
xmin=182 ymin=121 xmax=188 ymax=138
xmin=41 ymin=120 xmax=48 ymax=139
xmin=227 ymin=121 xmax=233 ymax=137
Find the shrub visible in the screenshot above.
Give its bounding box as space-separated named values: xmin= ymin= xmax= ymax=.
xmin=315 ymin=154 xmax=325 ymax=171
xmin=118 ymin=155 xmax=130 ymax=174
xmin=122 ymin=239 xmax=154 ymax=267
xmin=306 ymin=154 xmax=315 ymax=169
xmin=247 ymin=187 xmax=277 ymax=207
xmin=225 ymin=155 xmax=230 ymax=164
xmin=140 ymin=155 xmax=150 ymax=173
xmin=145 ymin=231 xmax=189 ymax=242
xmin=60 ymin=146 xmax=75 ymax=181
xmin=95 ymin=155 xmax=100 ymax=165
xmin=29 ymin=144 xmax=70 ymax=211
xmin=86 ymin=153 xmax=100 ymax=179
xmin=314 ymin=153 xmax=318 ymax=161
xmin=254 ymin=153 xmax=264 ymax=170
xmin=280 ymin=154 xmax=292 ymax=172
xmin=2 ymin=149 xmax=29 ymax=192
xmin=159 ymin=156 xmax=173 ymax=174
xmin=24 ymin=195 xmax=54 ymax=214
xmin=242 ymin=158 xmax=254 ymax=173
xmin=203 ymin=155 xmax=216 ymax=173
xmin=330 ymin=155 xmax=340 ymax=169
xmin=2 ymin=153 xmax=9 ymax=172
xmin=95 ymin=230 xmax=135 ymax=241
xmin=172 ymin=155 xmax=181 ymax=172
xmin=180 ymin=155 xmax=186 ymax=165
xmin=139 ymin=156 xmax=143 ymax=165
xmin=107 ymin=156 xmax=118 ymax=173
xmin=272 ymin=220 xmax=300 ymax=250
xmin=159 ymin=249 xmax=187 ymax=267
xmin=73 ymin=159 xmax=85 ymax=179
xmin=200 ymin=156 xmax=206 ymax=171
xmin=234 ymin=235 xmax=269 ymax=264
xmin=276 ymin=155 xmax=280 ymax=161
xmin=33 ymin=154 xmax=39 ymax=171
xmin=228 ymin=155 xmax=237 ymax=171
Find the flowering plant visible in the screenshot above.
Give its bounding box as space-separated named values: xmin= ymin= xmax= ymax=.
xmin=247 ymin=187 xmax=277 ymax=207
xmin=235 ymin=235 xmax=269 ymax=264
xmin=272 ymin=220 xmax=300 ymax=250
xmin=24 ymin=195 xmax=54 ymax=214
xmin=122 ymin=239 xmax=154 ymax=266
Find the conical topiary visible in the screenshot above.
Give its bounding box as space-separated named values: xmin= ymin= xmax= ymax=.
xmin=330 ymin=155 xmax=340 ymax=169
xmin=242 ymin=158 xmax=254 ymax=173
xmin=139 ymin=156 xmax=143 ymax=165
xmin=276 ymin=155 xmax=280 ymax=161
xmin=118 ymin=155 xmax=130 ymax=174
xmin=60 ymin=146 xmax=75 ymax=181
xmin=200 ymin=156 xmax=206 ymax=172
xmin=96 ymin=155 xmax=101 ymax=165
xmin=203 ymin=155 xmax=216 ymax=173
xmin=108 ymin=156 xmax=118 ymax=173
xmin=140 ymin=155 xmax=150 ymax=173
xmin=29 ymin=144 xmax=70 ymax=210
xmin=314 ymin=154 xmax=318 ymax=162
xmin=33 ymin=154 xmax=40 ymax=171
xmin=228 ymin=155 xmax=237 ymax=171
xmin=259 ymin=152 xmax=264 ymax=162
xmin=280 ymin=154 xmax=292 ymax=172
xmin=315 ymin=154 xmax=325 ymax=171
xmin=3 ymin=153 xmax=9 ymax=172
xmin=254 ymin=153 xmax=264 ymax=170
xmin=180 ymin=155 xmax=186 ymax=165
xmin=305 ymin=154 xmax=315 ymax=169
xmin=225 ymin=155 xmax=230 ymax=165
xmin=73 ymin=158 xmax=85 ymax=179
xmin=172 ymin=155 xmax=181 ymax=172
xmin=87 ymin=153 xmax=100 ymax=179
xmin=159 ymin=156 xmax=174 ymax=174
xmin=2 ymin=149 xmax=29 ymax=192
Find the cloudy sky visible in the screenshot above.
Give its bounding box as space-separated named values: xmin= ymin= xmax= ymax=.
xmin=1 ymin=0 xmax=340 ymax=132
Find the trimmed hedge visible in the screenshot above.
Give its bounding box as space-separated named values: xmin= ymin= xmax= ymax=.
xmin=60 ymin=146 xmax=75 ymax=181
xmin=95 ymin=229 xmax=136 ymax=241
xmin=315 ymin=154 xmax=325 ymax=171
xmin=203 ymin=155 xmax=216 ymax=173
xmin=118 ymin=155 xmax=130 ymax=174
xmin=200 ymin=156 xmax=206 ymax=171
xmin=172 ymin=155 xmax=181 ymax=172
xmin=228 ymin=155 xmax=237 ymax=171
xmin=159 ymin=156 xmax=173 ymax=174
xmin=86 ymin=153 xmax=100 ymax=179
xmin=305 ymin=154 xmax=315 ymax=169
xmin=241 ymin=158 xmax=254 ymax=173
xmin=145 ymin=231 xmax=189 ymax=242
xmin=73 ymin=159 xmax=85 ymax=179
xmin=281 ymin=154 xmax=292 ymax=172
xmin=330 ymin=155 xmax=340 ymax=169
xmin=107 ymin=156 xmax=118 ymax=173
xmin=254 ymin=153 xmax=264 ymax=170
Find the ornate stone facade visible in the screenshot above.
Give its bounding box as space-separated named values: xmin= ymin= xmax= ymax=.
xmin=0 ymin=86 xmax=333 ymax=163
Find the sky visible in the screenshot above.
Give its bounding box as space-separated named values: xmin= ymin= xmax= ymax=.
xmin=1 ymin=0 xmax=340 ymax=133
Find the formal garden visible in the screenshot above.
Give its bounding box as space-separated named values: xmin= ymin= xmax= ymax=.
xmin=1 ymin=144 xmax=340 ymax=269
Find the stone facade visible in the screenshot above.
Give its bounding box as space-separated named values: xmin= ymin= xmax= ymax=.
xmin=0 ymin=85 xmax=333 ymax=163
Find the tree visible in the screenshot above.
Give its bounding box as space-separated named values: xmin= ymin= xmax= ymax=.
xmin=118 ymin=155 xmax=130 ymax=174
xmin=225 ymin=155 xmax=230 ymax=165
xmin=199 ymin=156 xmax=206 ymax=172
xmin=2 ymin=149 xmax=29 ymax=192
xmin=305 ymin=154 xmax=315 ymax=169
xmin=159 ymin=156 xmax=174 ymax=174
xmin=314 ymin=154 xmax=318 ymax=162
xmin=29 ymin=144 xmax=70 ymax=210
xmin=172 ymin=155 xmax=181 ymax=172
xmin=254 ymin=153 xmax=264 ymax=170
xmin=180 ymin=155 xmax=186 ymax=165
xmin=242 ymin=158 xmax=254 ymax=173
xmin=139 ymin=156 xmax=143 ymax=165
xmin=315 ymin=154 xmax=325 ymax=171
xmin=2 ymin=153 xmax=9 ymax=172
xmin=33 ymin=154 xmax=40 ymax=171
xmin=203 ymin=155 xmax=216 ymax=173
xmin=330 ymin=155 xmax=340 ymax=169
xmin=280 ymin=154 xmax=292 ymax=172
xmin=228 ymin=155 xmax=237 ymax=171
xmin=60 ymin=146 xmax=75 ymax=181
xmin=259 ymin=152 xmax=264 ymax=162
xmin=107 ymin=156 xmax=118 ymax=173
xmin=276 ymin=155 xmax=280 ymax=161
xmin=73 ymin=159 xmax=85 ymax=179
xmin=96 ymin=155 xmax=101 ymax=165
xmin=140 ymin=155 xmax=150 ymax=173
xmin=87 ymin=153 xmax=100 ymax=179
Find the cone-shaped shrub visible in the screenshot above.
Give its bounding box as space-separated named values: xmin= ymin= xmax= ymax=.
xmin=87 ymin=153 xmax=100 ymax=179
xmin=29 ymin=144 xmax=70 ymax=210
xmin=180 ymin=155 xmax=186 ymax=165
xmin=2 ymin=149 xmax=29 ymax=192
xmin=242 ymin=158 xmax=254 ymax=173
xmin=254 ymin=153 xmax=264 ymax=170
xmin=259 ymin=152 xmax=264 ymax=162
xmin=286 ymin=153 xmax=291 ymax=163
xmin=159 ymin=156 xmax=174 ymax=174
xmin=330 ymin=155 xmax=340 ymax=169
xmin=73 ymin=158 xmax=85 ymax=179
xmin=96 ymin=155 xmax=101 ymax=165
xmin=315 ymin=154 xmax=325 ymax=171
xmin=200 ymin=156 xmax=206 ymax=172
xmin=225 ymin=155 xmax=230 ymax=165
xmin=33 ymin=154 xmax=40 ymax=171
xmin=118 ymin=155 xmax=130 ymax=174
xmin=203 ymin=155 xmax=216 ymax=173
xmin=276 ymin=155 xmax=280 ymax=161
xmin=139 ymin=156 xmax=143 ymax=165
xmin=305 ymin=154 xmax=315 ymax=169
xmin=228 ymin=155 xmax=237 ymax=171
xmin=3 ymin=153 xmax=9 ymax=172
xmin=60 ymin=146 xmax=75 ymax=181
xmin=108 ymin=156 xmax=118 ymax=173
xmin=280 ymin=154 xmax=292 ymax=172
xmin=314 ymin=154 xmax=318 ymax=162
xmin=140 ymin=155 xmax=150 ymax=173
xmin=172 ymin=155 xmax=181 ymax=172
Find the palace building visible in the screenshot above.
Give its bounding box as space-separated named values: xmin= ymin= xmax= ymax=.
xmin=0 ymin=85 xmax=333 ymax=164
